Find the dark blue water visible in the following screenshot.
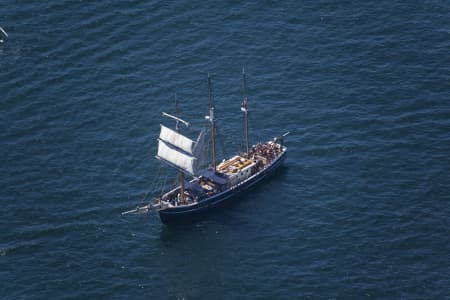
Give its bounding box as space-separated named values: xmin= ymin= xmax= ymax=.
xmin=1 ymin=1 xmax=449 ymax=299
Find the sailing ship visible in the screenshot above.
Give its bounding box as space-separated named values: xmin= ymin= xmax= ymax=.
xmin=123 ymin=70 xmax=288 ymax=224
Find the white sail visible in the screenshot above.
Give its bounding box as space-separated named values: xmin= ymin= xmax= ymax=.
xmin=159 ymin=124 xmax=195 ymax=154
xmin=193 ymin=129 xmax=209 ymax=171
xmin=157 ymin=139 xmax=196 ymax=175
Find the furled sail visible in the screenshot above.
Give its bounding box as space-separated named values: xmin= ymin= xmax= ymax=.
xmin=159 ymin=124 xmax=195 ymax=154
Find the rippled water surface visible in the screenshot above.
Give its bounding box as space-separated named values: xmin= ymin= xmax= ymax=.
xmin=1 ymin=1 xmax=449 ymax=299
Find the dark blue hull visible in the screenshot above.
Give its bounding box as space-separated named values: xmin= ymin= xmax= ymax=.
xmin=158 ymin=150 xmax=287 ymax=225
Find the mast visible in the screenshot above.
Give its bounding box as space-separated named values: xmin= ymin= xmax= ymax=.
xmin=241 ymin=66 xmax=249 ymax=157
xmin=175 ymin=95 xmax=185 ymax=202
xmin=208 ymin=75 xmax=217 ymax=171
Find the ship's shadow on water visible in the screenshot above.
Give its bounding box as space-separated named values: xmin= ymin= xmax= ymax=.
xmin=155 ymin=166 xmax=291 ymax=298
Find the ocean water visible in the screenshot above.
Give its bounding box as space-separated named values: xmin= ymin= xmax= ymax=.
xmin=1 ymin=1 xmax=449 ymax=299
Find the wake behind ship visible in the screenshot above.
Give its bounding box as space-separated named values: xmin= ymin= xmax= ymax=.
xmin=123 ymin=70 xmax=288 ymax=224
